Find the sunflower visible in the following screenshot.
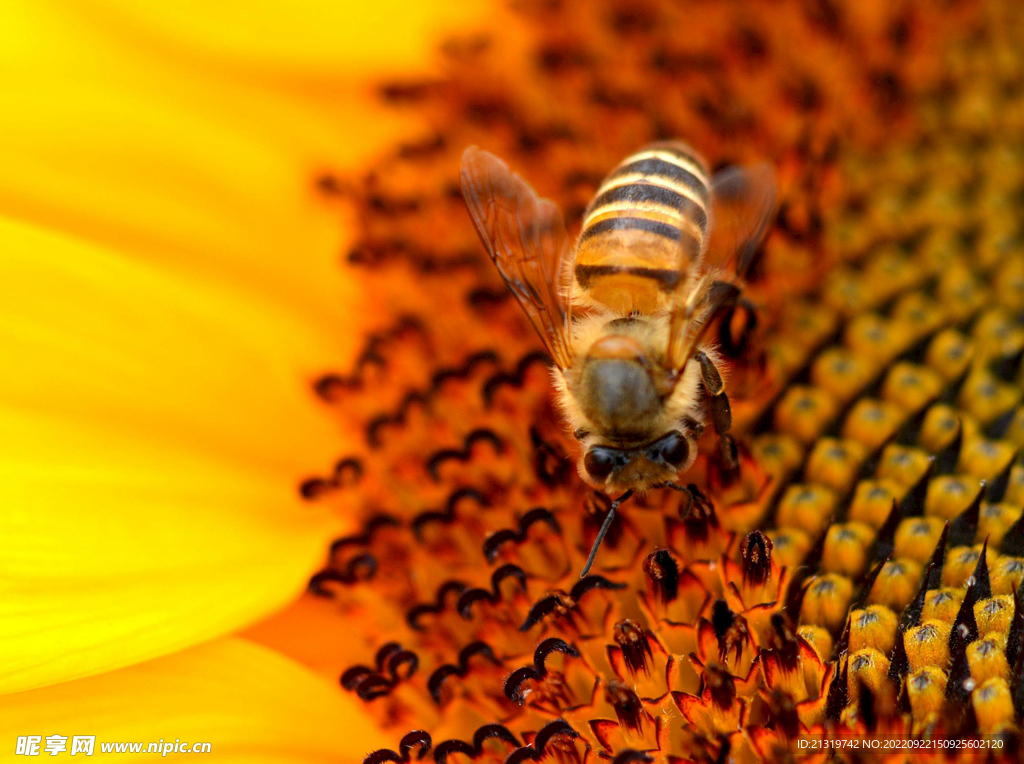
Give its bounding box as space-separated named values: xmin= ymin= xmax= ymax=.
xmin=4 ymin=0 xmax=1024 ymax=762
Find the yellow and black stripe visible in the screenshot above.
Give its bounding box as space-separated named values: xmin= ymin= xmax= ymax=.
xmin=574 ymin=142 xmax=712 ymax=313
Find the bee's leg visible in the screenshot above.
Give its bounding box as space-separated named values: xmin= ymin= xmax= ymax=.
xmin=580 ymin=489 xmax=633 ymax=578
xmin=694 ymin=351 xmax=739 ymax=475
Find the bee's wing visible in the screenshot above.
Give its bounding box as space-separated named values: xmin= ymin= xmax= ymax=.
xmin=666 ymin=162 xmax=776 ymax=371
xmin=666 ymin=276 xmax=741 ymax=372
xmin=460 ymin=146 xmax=575 ymax=369
xmin=705 ymin=162 xmax=777 ymax=279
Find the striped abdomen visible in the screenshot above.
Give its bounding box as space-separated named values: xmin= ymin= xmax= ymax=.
xmin=574 ymin=141 xmax=711 ymax=315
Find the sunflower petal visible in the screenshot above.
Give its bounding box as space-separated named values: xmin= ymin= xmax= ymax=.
xmin=69 ymin=0 xmax=488 ymax=73
xmin=0 ymin=214 xmax=353 ymax=694
xmin=0 ymin=0 xmax=486 ymax=347
xmin=0 ymin=638 xmax=388 ymax=762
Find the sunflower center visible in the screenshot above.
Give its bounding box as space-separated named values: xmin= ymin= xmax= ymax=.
xmin=300 ymin=0 xmax=1024 ymax=754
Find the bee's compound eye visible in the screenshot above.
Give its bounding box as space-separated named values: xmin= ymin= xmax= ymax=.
xmin=584 ymin=449 xmax=615 ymax=481
xmin=660 ymin=433 xmax=690 ymax=468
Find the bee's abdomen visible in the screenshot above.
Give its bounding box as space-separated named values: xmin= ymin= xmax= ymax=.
xmin=575 ymin=142 xmax=712 ymax=313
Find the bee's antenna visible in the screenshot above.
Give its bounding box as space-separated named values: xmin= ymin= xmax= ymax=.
xmin=579 ymin=490 xmax=634 ymax=578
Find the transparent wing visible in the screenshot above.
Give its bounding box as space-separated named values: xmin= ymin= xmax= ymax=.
xmin=706 ymin=162 xmax=778 ymax=278
xmin=460 ymin=146 xmax=575 ymax=368
xmin=666 ymin=162 xmax=776 ymax=372
xmin=666 ymin=277 xmax=741 ymax=372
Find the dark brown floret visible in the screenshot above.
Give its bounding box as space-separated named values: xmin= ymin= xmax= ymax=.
xmin=642 ymin=548 xmax=680 ymax=604
xmin=702 ymin=664 xmax=736 ymax=710
xmin=612 ymin=619 xmax=654 ymax=676
xmin=604 ymin=679 xmax=646 ymax=732
xmin=740 ymin=531 xmax=773 ymax=587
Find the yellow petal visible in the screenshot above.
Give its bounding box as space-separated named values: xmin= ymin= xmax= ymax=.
xmin=243 ymin=593 xmax=374 ymax=680
xmin=0 ymin=0 xmax=493 ymax=694
xmin=71 ymin=0 xmax=487 ymax=74
xmin=0 ymin=0 xmax=486 ymax=340
xmin=0 ymin=638 xmax=389 ymax=762
xmin=0 ymin=213 xmax=350 ymax=694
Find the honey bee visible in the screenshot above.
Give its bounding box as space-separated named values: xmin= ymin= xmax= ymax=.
xmin=461 ymin=141 xmax=776 ymax=575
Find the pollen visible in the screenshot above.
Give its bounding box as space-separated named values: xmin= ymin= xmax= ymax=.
xmin=299 ymin=0 xmax=1024 ymax=756
xmin=991 ymin=556 xmax=1024 ymax=595
xmin=904 ymin=621 xmax=952 ymax=674
xmin=920 ymin=588 xmax=964 ymax=623
xmin=847 ymin=648 xmax=890 ymax=697
xmin=942 ymin=544 xmax=992 ymax=588
xmin=918 ymin=404 xmax=967 ymax=453
xmin=893 ymin=517 xmax=945 ymax=564
xmin=764 ymin=527 xmax=811 ymax=570
xmin=799 ymin=574 xmax=854 ymax=633
xmin=841 ymin=398 xmax=905 ymax=452
xmin=810 ymin=349 xmax=874 ymax=405
xmin=820 ymin=522 xmax=875 ymax=578
xmin=906 ymin=667 xmax=947 ymax=729
xmin=974 ymin=595 xmax=1014 ymax=636
xmin=797 ymin=625 xmax=832 ymax=662
xmin=847 ymin=479 xmax=902 ymax=529
xmin=867 ymin=558 xmax=923 ymax=612
xmin=875 ymin=443 xmax=933 ymax=489
xmin=925 ymin=476 xmax=982 ymax=521
xmin=847 ymin=606 xmax=898 ymax=655
xmin=774 ymin=387 xmax=838 ymax=445
xmin=774 ymin=484 xmax=837 ymax=539
xmin=972 ymin=678 xmax=1015 ymax=736
xmin=880 ymin=362 xmax=944 ymax=412
xmin=966 ymin=638 xmax=1009 ymax=685
xmin=804 ymin=438 xmax=866 ymax=495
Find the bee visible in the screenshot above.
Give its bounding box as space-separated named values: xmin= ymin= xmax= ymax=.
xmin=461 ymin=141 xmax=776 ymax=575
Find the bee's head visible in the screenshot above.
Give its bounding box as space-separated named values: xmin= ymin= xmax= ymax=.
xmin=571 ymin=334 xmax=695 ymax=491
xmin=577 ymin=334 xmax=662 ymax=438
xmin=579 ymin=430 xmax=695 ymax=492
